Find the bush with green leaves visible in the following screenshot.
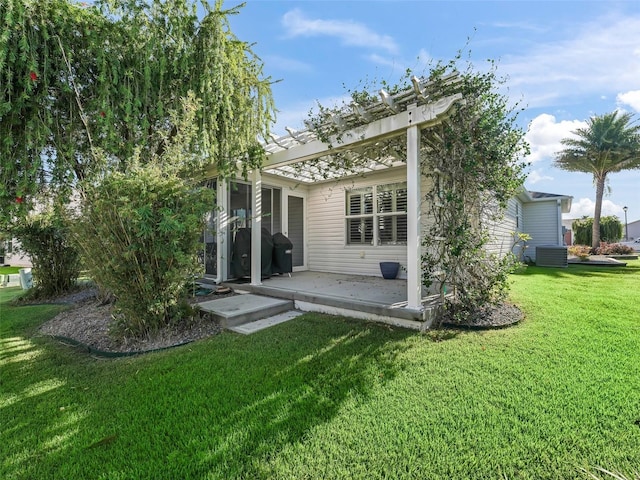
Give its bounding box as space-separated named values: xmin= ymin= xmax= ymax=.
xmin=11 ymin=210 xmax=81 ymax=297
xmin=73 ymin=163 xmax=213 ymax=336
xmin=573 ymin=216 xmax=623 ymax=245
xmin=418 ymin=61 xmax=528 ymax=324
xmin=568 ymin=244 xmax=591 ymax=260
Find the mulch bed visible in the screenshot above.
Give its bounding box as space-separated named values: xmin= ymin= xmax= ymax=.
xmin=440 ymin=302 xmax=524 ymax=330
xmin=36 ymin=286 xmax=234 ymax=356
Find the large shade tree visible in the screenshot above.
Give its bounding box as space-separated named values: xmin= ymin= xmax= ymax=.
xmin=1 ymin=0 xmax=274 ymax=297
xmin=555 ymin=111 xmax=640 ymax=248
xmin=1 ymin=0 xmax=274 ymax=221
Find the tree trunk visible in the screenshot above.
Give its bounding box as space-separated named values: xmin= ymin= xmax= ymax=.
xmin=592 ymin=174 xmax=606 ymax=249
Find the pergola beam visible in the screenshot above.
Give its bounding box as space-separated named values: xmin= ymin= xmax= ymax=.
xmin=263 ymin=94 xmax=462 ymax=169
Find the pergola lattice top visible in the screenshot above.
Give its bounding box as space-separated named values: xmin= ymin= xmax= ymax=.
xmin=260 ymin=73 xmax=462 ymax=183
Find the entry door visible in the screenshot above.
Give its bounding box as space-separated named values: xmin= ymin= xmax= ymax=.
xmin=286 ymin=194 xmax=306 ymax=269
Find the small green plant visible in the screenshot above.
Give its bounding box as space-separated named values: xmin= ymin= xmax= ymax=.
xmin=568 ymin=244 xmax=592 ymax=260
xmin=511 ymin=232 xmax=532 ymax=264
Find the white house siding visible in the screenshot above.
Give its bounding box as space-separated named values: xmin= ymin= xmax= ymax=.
xmin=306 ymin=168 xmax=409 ymax=277
xmin=2 ymin=240 xmax=32 ymax=267
xmin=523 ymin=201 xmax=561 ymax=260
xmin=627 ymin=219 xmax=640 ymax=241
xmin=485 ymin=197 xmax=521 ymax=259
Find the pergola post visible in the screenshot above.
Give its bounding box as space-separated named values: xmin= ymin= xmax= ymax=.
xmin=217 ymin=179 xmax=228 ymax=282
xmin=406 ymin=124 xmax=422 ymax=310
xmin=251 ymin=169 xmax=262 ymax=285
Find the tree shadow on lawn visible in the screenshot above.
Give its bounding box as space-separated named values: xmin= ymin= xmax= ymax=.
xmin=1 ymin=313 xmax=414 ymax=479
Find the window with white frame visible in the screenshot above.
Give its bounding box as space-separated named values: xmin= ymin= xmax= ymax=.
xmin=346 ymin=182 xmax=407 ymax=245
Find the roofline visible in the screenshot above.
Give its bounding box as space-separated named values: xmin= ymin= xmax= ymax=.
xmin=517 ymin=189 xmax=573 ymax=213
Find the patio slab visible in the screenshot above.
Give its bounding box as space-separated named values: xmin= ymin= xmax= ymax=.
xmin=225 ymin=271 xmax=444 ymax=330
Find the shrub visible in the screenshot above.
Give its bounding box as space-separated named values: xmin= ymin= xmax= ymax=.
xmin=593 ymin=242 xmax=635 ymax=255
xmin=573 ymin=216 xmax=623 ymax=245
xmin=568 ymin=244 xmax=591 ymax=260
xmin=11 ymin=210 xmax=81 ymax=297
xmin=73 ymin=163 xmax=213 ymax=337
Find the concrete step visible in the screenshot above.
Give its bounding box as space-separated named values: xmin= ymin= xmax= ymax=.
xmin=197 ymin=293 xmax=294 ymax=328
xmin=228 ymin=310 xmax=304 ymax=335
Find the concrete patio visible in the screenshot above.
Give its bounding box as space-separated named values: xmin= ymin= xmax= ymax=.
xmin=219 ymin=271 xmax=444 ymax=330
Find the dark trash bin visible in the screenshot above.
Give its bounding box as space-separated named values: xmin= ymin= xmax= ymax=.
xmin=231 ymin=227 xmax=273 ymax=278
xmin=231 ymin=228 xmax=251 ymax=278
xmin=272 ymin=232 xmax=293 ymax=275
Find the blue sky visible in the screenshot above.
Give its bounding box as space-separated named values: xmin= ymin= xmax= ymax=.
xmin=225 ymin=0 xmax=640 ymax=223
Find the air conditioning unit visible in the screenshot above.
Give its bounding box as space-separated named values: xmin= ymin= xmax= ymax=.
xmin=536 ymin=246 xmax=568 ymax=267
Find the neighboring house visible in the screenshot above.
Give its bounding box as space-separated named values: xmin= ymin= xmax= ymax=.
xmin=2 ymin=238 xmax=32 ymax=267
xmin=562 ymin=218 xmax=575 ymax=245
xmin=626 ymin=219 xmax=640 ymax=241
xmin=198 ymin=75 xmax=572 ymax=312
xmin=520 ymin=191 xmax=572 ymax=261
xmin=486 ymin=191 xmax=572 ymax=262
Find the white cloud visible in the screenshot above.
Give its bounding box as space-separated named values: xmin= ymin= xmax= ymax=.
xmin=282 ymin=9 xmax=399 ymax=54
xmin=526 ymin=169 xmax=553 ymax=184
xmin=364 ymin=48 xmax=432 ymax=75
xmin=567 ymin=197 xmax=626 ymax=218
xmin=502 ymin=15 xmax=640 ymax=107
xmin=365 ymin=53 xmax=399 ymax=69
xmin=264 ymin=55 xmax=313 ymax=74
xmin=490 ymin=21 xmax=547 ymax=34
xmin=525 ymin=114 xmax=586 ymax=164
xmin=271 ymin=94 xmax=351 ymax=136
xmin=617 ymin=90 xmax=640 ymax=112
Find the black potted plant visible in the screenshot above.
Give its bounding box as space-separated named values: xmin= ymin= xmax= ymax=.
xmin=379 ymin=261 xmax=400 ymax=279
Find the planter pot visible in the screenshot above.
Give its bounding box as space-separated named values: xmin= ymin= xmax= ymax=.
xmin=379 ymin=261 xmax=400 ymax=280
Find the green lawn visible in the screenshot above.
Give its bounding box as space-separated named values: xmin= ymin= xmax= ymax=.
xmin=0 ymin=266 xmax=21 ymax=274
xmin=1 ymin=262 xmax=639 ymax=479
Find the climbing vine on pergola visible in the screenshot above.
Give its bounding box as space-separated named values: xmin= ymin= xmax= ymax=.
xmin=300 ymin=59 xmax=529 ymax=322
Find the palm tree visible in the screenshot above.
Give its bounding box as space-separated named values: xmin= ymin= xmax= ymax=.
xmin=555 ymin=111 xmax=640 ymax=248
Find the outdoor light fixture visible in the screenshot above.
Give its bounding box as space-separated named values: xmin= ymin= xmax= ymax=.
xmin=623 ymin=206 xmax=629 ymax=241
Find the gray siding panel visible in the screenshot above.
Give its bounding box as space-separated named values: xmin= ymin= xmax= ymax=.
xmin=523 ymin=201 xmax=561 ymax=260
xmin=485 ymin=198 xmax=521 ymax=258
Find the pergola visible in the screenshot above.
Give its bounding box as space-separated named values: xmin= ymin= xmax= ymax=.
xmin=241 ymin=74 xmax=464 ymax=311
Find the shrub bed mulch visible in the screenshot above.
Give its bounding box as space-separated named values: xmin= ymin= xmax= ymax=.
xmin=441 ymin=302 xmax=524 ymax=330
xmin=37 ymin=287 xmax=232 ymax=356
